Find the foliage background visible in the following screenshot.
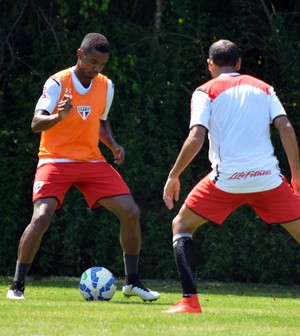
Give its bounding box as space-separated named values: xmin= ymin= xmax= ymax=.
xmin=0 ymin=0 xmax=300 ymax=284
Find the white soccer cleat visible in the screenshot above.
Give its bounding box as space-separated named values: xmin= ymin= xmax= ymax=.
xmin=7 ymin=289 xmax=25 ymax=300
xmin=122 ymin=283 xmax=160 ymax=302
xmin=7 ymin=281 xmax=25 ymax=300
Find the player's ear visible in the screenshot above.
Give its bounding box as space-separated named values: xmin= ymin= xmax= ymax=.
xmin=235 ymin=58 xmax=241 ymax=71
xmin=207 ymin=58 xmax=214 ymax=71
xmin=77 ymin=49 xmax=84 ymax=59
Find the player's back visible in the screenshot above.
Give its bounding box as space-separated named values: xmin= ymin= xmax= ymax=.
xmin=201 ymin=74 xmax=285 ymax=192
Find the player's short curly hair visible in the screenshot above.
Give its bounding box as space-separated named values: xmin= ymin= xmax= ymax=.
xmin=80 ymin=33 xmax=110 ymax=54
xmin=209 ymin=40 xmax=239 ymax=67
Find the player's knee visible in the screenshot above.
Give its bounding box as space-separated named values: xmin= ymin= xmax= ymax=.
xmin=31 ymin=212 xmax=52 ymax=232
xmin=118 ymin=201 xmax=140 ymax=224
xmin=172 ymin=216 xmax=184 ymax=234
xmin=125 ymin=203 xmax=140 ymax=221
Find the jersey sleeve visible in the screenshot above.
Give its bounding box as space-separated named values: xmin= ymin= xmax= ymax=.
xmin=268 ymin=86 xmax=286 ymax=122
xmin=100 ymin=79 xmax=114 ymax=121
xmin=35 ymin=78 xmax=62 ymax=114
xmin=189 ymin=89 xmax=211 ymax=130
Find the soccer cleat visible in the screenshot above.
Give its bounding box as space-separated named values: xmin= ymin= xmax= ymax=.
xmin=163 ymin=296 xmax=202 ymax=313
xmin=7 ymin=281 xmax=25 ymax=300
xmin=122 ymin=282 xmax=160 ymax=302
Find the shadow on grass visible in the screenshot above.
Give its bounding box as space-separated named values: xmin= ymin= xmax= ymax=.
xmin=1 ymin=276 xmax=299 ymax=299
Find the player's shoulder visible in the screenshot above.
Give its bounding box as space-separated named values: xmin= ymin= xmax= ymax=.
xmin=47 ymin=68 xmax=71 ymax=89
xmin=95 ymin=74 xmax=113 ymax=89
xmin=197 ymin=74 xmax=271 ymax=96
xmin=238 ymin=74 xmax=272 ymax=95
xmin=51 ymin=68 xmax=71 ymax=80
xmin=195 ymin=76 xmax=227 ymax=97
xmin=239 ymin=74 xmax=270 ymax=86
xmin=94 ymin=73 xmax=107 ymax=83
xmin=95 ymin=72 xmax=108 ymax=80
xmin=197 ymin=77 xmax=215 ymax=91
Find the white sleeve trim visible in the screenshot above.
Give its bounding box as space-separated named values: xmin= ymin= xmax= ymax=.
xmin=269 ymin=86 xmax=286 ymax=122
xmin=189 ymin=90 xmax=211 ymax=129
xmin=35 ymin=78 xmax=62 ymax=114
xmin=101 ymin=79 xmax=114 ymax=120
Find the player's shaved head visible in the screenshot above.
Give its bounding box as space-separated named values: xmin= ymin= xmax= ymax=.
xmin=80 ymin=33 xmax=110 ymax=54
xmin=209 ymin=40 xmax=240 ymax=67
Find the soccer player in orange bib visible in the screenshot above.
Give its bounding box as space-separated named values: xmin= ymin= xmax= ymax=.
xmin=163 ymin=39 xmax=300 ymax=313
xmin=7 ymin=33 xmax=160 ymax=302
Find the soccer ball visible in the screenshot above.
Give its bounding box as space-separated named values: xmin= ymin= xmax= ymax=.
xmin=79 ymin=266 xmax=117 ymax=301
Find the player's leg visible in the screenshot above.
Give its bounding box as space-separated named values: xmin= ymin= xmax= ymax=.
xmin=163 ymin=204 xmax=207 ymax=313
xmin=7 ymin=198 xmax=57 ymax=300
xmin=250 ymin=180 xmax=300 ymax=243
xmin=99 ymin=194 xmax=160 ymax=301
xmin=78 ymin=162 xmax=159 ymax=301
xmin=164 ymin=175 xmax=239 ymax=313
xmin=99 ymin=194 xmax=141 ymax=254
xmin=18 ymin=198 xmax=57 ymax=263
xmin=280 ymin=220 xmax=300 ymax=243
xmin=7 ymin=162 xmax=71 ymax=300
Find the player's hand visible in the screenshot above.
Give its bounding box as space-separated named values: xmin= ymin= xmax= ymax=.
xmin=58 ymin=94 xmax=73 ymax=120
xmin=291 ymin=171 xmax=300 ymax=196
xmin=163 ymin=176 xmax=180 ymax=210
xmin=113 ymin=146 xmax=125 ymax=165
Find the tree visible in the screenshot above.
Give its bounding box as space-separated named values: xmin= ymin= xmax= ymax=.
xmin=0 ymin=0 xmax=299 ymax=283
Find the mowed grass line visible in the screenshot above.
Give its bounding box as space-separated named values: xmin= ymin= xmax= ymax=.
xmin=0 ymin=277 xmax=299 ymax=336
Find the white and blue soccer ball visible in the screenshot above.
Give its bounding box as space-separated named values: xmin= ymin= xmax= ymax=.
xmin=79 ymin=266 xmax=117 ymax=301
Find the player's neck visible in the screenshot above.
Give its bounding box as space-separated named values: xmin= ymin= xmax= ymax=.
xmin=73 ymin=66 xmax=92 ymax=88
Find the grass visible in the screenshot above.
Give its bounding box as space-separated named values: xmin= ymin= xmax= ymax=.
xmin=0 ymin=277 xmax=299 ymax=336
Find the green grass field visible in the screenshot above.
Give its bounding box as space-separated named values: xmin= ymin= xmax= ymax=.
xmin=0 ymin=277 xmax=299 ymax=336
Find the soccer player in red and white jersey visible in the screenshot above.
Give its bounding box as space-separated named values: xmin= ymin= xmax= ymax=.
xmin=163 ymin=39 xmax=300 ymax=313
xmin=7 ymin=33 xmax=160 ymax=302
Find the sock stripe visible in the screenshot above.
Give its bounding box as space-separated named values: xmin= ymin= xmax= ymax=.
xmin=173 ymin=233 xmax=192 ymax=243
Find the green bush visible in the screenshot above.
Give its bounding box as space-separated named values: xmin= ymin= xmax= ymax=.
xmin=1 ymin=0 xmax=299 ymax=284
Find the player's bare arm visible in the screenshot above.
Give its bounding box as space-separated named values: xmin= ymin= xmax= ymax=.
xmin=31 ymin=95 xmax=73 ymax=133
xmin=163 ymin=125 xmax=206 ymax=209
xmin=99 ymin=119 xmax=125 ymax=165
xmin=273 ymin=115 xmax=300 ymax=193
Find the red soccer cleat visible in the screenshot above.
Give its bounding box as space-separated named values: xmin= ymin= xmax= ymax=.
xmin=163 ymin=295 xmax=202 ymax=313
